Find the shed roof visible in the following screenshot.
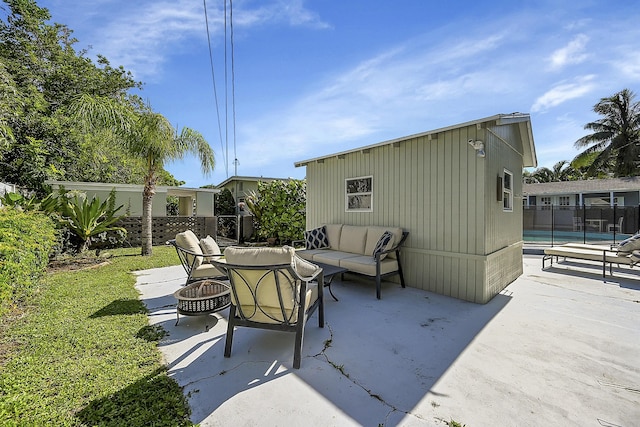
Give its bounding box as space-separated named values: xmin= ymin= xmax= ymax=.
xmin=523 ymin=177 xmax=640 ymax=196
xmin=295 ymin=113 xmax=537 ymax=168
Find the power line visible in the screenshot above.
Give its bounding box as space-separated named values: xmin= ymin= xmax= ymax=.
xmin=203 ymin=0 xmax=227 ymax=177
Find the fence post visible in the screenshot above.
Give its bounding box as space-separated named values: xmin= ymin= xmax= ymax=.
xmin=582 ymin=204 xmax=586 ymax=244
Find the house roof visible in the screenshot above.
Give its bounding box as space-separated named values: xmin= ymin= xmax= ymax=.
xmin=46 ymin=180 xmax=219 ymax=195
xmin=294 ymin=113 xmax=537 ymax=168
xmin=523 ymin=177 xmax=640 ymax=196
xmin=215 ymin=175 xmax=290 ymax=188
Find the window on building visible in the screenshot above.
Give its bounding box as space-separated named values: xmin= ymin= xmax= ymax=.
xmin=503 ymin=169 xmax=513 ymax=212
xmin=559 ymin=196 xmax=570 ymax=209
xmin=540 ymin=196 xmax=551 ymax=210
xmin=345 ymin=176 xmax=373 ymax=212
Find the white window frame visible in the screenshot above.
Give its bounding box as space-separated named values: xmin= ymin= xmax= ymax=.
xmin=503 ymin=169 xmax=513 ymax=212
xmin=345 ymin=175 xmax=373 ymax=212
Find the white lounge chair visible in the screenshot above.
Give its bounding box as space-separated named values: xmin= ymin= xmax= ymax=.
xmin=543 ymin=244 xmax=640 ymax=277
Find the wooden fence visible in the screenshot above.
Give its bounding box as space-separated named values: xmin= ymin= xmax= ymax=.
xmin=117 ymin=216 xmax=217 ymax=246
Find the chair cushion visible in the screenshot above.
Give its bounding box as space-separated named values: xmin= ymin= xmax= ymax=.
xmin=175 ymin=230 xmax=203 ymax=269
xmin=192 ymin=262 xmax=226 ymax=279
xmin=293 ymin=254 xmax=321 ymax=279
xmin=617 ymin=232 xmax=640 ymax=254
xmin=304 ymin=226 xmax=329 ymax=250
xmin=372 ymin=231 xmax=395 ymax=260
xmin=224 ymin=245 xmax=295 ymax=265
xmin=200 ymin=235 xmax=221 ymax=254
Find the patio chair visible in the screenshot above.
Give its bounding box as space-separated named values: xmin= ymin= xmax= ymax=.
xmin=572 ymin=216 xmax=584 ymax=231
xmin=608 ymin=217 xmax=623 ymax=232
xmin=167 ymin=230 xmax=226 ymax=285
xmin=211 ymin=246 xmax=324 ymax=369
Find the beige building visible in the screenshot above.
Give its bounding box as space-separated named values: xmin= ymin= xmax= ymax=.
xmin=216 ymin=176 xmax=290 ymax=204
xmin=295 ymin=113 xmax=537 ymax=303
xmin=46 ymin=181 xmax=219 ymax=217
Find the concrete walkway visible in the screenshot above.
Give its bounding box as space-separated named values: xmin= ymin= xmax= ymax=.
xmin=134 ymin=255 xmax=640 ymax=426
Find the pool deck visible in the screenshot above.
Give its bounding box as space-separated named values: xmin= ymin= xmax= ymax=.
xmin=135 ymin=254 xmax=640 ymax=426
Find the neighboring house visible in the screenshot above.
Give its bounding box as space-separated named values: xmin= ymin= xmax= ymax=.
xmin=295 ymin=113 xmax=537 ymax=304
xmin=216 ymin=176 xmax=290 ymax=204
xmin=523 ymin=177 xmax=640 ymax=207
xmin=46 ymin=181 xmax=219 ymax=217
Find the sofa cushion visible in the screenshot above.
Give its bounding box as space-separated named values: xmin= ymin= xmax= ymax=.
xmin=364 ymin=226 xmax=403 ymax=258
xmin=304 ymin=226 xmax=329 ymax=250
xmin=295 ymin=248 xmax=326 ymax=261
xmin=372 ymin=231 xmax=395 ymax=260
xmin=617 ymin=232 xmax=640 ymax=254
xmin=338 ymin=225 xmax=368 ymax=254
xmin=324 ymin=224 xmax=343 ymax=249
xmin=176 ymin=230 xmax=204 ymax=269
xmin=340 ymin=256 xmax=399 ymax=277
xmin=313 ymin=250 xmax=360 ymax=267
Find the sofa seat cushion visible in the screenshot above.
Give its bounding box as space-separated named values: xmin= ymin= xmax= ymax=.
xmin=340 ymin=256 xmax=399 ymax=277
xmin=313 ymin=250 xmax=360 ymax=267
xmin=296 ymin=248 xmax=327 ymax=261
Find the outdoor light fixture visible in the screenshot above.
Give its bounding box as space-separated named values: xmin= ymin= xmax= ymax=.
xmin=468 ymin=139 xmax=485 ymax=158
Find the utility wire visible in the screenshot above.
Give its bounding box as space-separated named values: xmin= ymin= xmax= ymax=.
xmin=202 ymin=0 xmax=227 ymax=177
xmin=230 ymin=0 xmax=238 ymax=175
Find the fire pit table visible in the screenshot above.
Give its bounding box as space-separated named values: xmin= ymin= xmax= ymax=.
xmin=173 ymin=279 xmax=231 ymax=325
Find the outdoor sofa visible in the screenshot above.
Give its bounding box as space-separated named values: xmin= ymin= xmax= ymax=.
xmin=542 ymin=233 xmax=640 ymax=277
xmin=296 ymin=224 xmax=409 ymax=299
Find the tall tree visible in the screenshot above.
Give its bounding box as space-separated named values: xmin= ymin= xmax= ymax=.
xmin=68 ymin=95 xmax=216 ymax=256
xmin=0 ymin=0 xmax=150 ymax=191
xmin=574 ymin=89 xmax=640 ymax=177
xmin=130 ymin=111 xmax=215 ymax=256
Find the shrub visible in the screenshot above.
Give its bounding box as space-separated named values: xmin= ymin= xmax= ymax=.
xmin=245 ymin=179 xmax=306 ymax=244
xmin=0 ymin=208 xmax=57 ymax=317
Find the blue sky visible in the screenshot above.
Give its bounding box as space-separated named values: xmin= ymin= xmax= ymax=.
xmin=38 ymin=0 xmax=640 ymax=188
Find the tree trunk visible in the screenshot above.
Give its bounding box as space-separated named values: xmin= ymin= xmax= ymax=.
xmin=141 ymin=181 xmax=155 ymax=256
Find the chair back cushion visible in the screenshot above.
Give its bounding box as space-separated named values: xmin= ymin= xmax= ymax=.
xmin=223 ymin=246 xmax=306 ymax=324
xmin=175 ymin=230 xmax=203 ymax=269
xmin=199 ymin=235 xmax=221 ymax=262
xmin=324 ymin=224 xmax=343 ymax=249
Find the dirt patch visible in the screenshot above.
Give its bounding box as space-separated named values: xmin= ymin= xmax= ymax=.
xmin=47 ymin=256 xmax=111 ymax=273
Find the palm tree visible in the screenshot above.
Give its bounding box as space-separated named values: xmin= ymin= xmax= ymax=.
xmin=130 ymin=111 xmax=214 ymax=256
xmin=574 ymin=89 xmax=640 ymax=177
xmin=68 ymin=95 xmax=215 ymax=256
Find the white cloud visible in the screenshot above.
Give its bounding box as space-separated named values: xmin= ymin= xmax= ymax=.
xmin=531 ymin=75 xmax=596 ymax=112
xmin=548 ymin=34 xmax=590 ymax=70
xmin=86 ymin=0 xmax=329 ymax=80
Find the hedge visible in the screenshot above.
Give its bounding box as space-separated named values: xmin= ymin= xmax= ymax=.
xmin=0 ymin=208 xmax=57 ymax=317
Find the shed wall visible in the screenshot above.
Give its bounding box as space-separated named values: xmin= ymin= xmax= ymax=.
xmin=306 ymin=124 xmax=519 ymax=303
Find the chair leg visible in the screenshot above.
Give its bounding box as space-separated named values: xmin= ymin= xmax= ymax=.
xmin=396 ymin=255 xmax=406 ymax=288
xmin=224 ymin=305 xmax=236 ymax=358
xmin=376 ymin=275 xmax=381 ymax=300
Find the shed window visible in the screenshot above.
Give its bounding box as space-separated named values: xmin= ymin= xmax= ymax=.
xmin=345 ymin=176 xmax=373 ymax=212
xmin=503 ymin=169 xmax=513 ymax=212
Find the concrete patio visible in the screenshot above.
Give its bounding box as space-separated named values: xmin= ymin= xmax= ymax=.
xmin=135 ymin=254 xmax=640 ymax=426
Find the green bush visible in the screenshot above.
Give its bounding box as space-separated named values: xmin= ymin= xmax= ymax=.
xmin=0 ymin=208 xmax=57 ymax=317
xmin=245 ymin=179 xmax=306 ymax=244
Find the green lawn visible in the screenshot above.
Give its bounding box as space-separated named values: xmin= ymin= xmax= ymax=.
xmin=0 ymin=246 xmax=194 ymax=426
